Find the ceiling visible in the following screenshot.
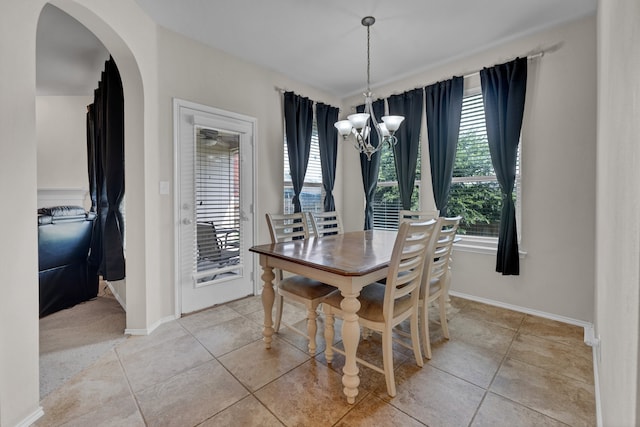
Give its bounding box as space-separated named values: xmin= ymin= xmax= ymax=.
xmin=36 ymin=0 xmax=596 ymax=97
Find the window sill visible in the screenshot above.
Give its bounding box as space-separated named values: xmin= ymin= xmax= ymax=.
xmin=453 ymin=236 xmax=527 ymax=258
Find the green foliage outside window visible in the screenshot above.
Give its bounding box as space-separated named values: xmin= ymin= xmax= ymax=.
xmin=447 ymin=131 xmax=507 ymax=236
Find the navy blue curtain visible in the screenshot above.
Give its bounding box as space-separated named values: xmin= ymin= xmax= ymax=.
xmin=425 ymin=76 xmax=464 ymax=217
xmin=480 ymin=57 xmax=527 ymax=275
xmin=283 ymin=92 xmax=313 ymax=213
xmin=316 ymin=103 xmax=339 ymax=211
xmin=87 ymin=57 xmax=126 ymax=281
xmin=358 ymin=99 xmax=385 ymax=230
xmin=388 ymin=88 xmax=424 ymax=210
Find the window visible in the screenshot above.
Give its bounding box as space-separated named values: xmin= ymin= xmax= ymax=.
xmin=447 ymin=91 xmax=520 ymax=238
xmin=372 ymin=143 xmax=421 ymax=230
xmin=283 ymin=118 xmax=324 ymax=214
xmin=194 ymin=127 xmax=241 ymax=283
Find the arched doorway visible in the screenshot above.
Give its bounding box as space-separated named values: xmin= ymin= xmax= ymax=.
xmin=44 ymin=0 xmax=150 ymax=332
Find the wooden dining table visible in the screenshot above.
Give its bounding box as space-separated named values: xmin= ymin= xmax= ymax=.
xmin=249 ymin=229 xmax=398 ymax=404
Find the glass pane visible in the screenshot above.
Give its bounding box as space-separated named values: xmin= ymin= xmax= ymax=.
xmin=372 ymin=183 xmax=420 ymax=230
xmin=195 ymin=127 xmax=241 ymax=283
xmin=448 ymin=180 xmax=504 ymax=237
xmin=284 ymin=185 xmax=323 ymax=215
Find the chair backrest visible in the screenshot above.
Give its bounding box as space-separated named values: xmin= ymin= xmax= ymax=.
xmin=265 ymin=212 xmax=310 ymax=243
xmin=310 ymin=211 xmax=344 ymax=237
xmin=197 ymin=222 xmax=222 ymax=260
xmin=422 ymin=216 xmax=461 ymax=291
xmin=398 ymin=209 xmax=439 ymax=225
xmin=383 ymin=219 xmax=438 ymax=321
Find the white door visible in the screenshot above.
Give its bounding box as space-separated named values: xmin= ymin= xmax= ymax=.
xmin=174 ymin=99 xmax=255 ymax=314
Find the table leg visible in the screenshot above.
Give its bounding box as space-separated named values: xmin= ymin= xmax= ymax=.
xmin=260 ymin=264 xmax=275 ymax=349
xmin=340 ymin=291 xmax=361 ymax=404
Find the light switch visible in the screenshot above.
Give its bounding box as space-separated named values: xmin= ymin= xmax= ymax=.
xmin=159 ymin=181 xmax=170 ymax=195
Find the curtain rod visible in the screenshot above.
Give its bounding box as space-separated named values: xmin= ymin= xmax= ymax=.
xmin=345 ymin=44 xmax=560 ymax=110
xmin=460 ymin=49 xmax=546 ymax=80
xmin=277 ymin=43 xmax=559 ymax=110
xmin=274 ymin=86 xmax=341 ymax=111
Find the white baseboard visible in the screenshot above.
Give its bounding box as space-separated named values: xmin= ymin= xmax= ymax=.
xmin=449 ymin=290 xmax=594 ymax=341
xmin=106 ymin=281 xmax=126 ymax=311
xmin=15 ymin=406 xmax=44 ymax=427
xmin=450 ymin=290 xmax=602 ymax=425
xmin=124 ymin=314 xmax=178 ymax=336
xmin=592 ymin=344 xmax=603 ymax=427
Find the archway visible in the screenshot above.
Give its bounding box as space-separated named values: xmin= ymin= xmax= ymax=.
xmin=43 ymin=0 xmax=150 ymax=332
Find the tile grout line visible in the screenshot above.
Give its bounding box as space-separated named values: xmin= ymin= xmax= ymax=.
xmin=188 ymin=304 xmax=311 ymax=426
xmin=465 ymin=314 xmax=526 ymax=427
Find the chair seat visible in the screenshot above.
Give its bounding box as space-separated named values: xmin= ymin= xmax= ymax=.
xmin=279 ymin=275 xmax=336 ymax=300
xmin=323 ymin=283 xmax=412 ymax=323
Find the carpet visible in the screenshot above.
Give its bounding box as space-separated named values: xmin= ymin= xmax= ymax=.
xmin=39 ymin=294 xmax=127 ymax=398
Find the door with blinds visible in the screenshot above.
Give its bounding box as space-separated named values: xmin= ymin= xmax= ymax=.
xmin=175 ymin=100 xmax=255 ymax=314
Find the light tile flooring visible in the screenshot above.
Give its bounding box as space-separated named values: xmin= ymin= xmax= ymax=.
xmin=36 ymin=296 xmax=596 ymax=426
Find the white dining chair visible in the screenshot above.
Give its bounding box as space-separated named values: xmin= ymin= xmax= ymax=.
xmin=310 ymin=211 xmax=344 ymax=237
xmin=322 ymin=219 xmax=438 ymax=397
xmin=419 ymin=216 xmax=461 ymax=359
xmin=265 ymin=212 xmax=336 ymax=354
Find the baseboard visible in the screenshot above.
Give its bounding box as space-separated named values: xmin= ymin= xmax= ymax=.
xmin=106 ymin=281 xmax=126 ymax=311
xmin=449 ymin=290 xmax=594 ymax=339
xmin=592 ymin=343 xmax=603 ymax=427
xmin=450 ymin=290 xmax=602 ymax=425
xmin=15 ymin=406 xmax=44 ymax=427
xmin=124 ymin=314 xmax=177 ymax=336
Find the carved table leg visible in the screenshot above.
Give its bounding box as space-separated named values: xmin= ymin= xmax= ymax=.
xmin=261 ymin=264 xmax=276 ymax=349
xmin=340 ymin=291 xmax=361 ymax=404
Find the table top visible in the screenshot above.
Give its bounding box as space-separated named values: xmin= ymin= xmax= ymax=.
xmin=249 ymin=230 xmax=398 ymax=277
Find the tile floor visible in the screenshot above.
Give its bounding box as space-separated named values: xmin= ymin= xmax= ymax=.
xmin=36 ymin=296 xmax=596 ymax=426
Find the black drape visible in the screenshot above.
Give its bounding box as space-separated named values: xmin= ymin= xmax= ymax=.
xmin=316 ymin=103 xmax=339 ymax=211
xmin=86 ymin=104 xmax=97 ymax=213
xmin=87 ymin=57 xmax=126 ymax=281
xmin=284 ymin=92 xmax=313 ymax=213
xmin=388 ymin=88 xmax=423 ymax=210
xmin=425 ymin=76 xmax=464 ymax=217
xmin=480 ymin=57 xmax=527 ymax=275
xmin=358 ymin=99 xmax=385 ymax=230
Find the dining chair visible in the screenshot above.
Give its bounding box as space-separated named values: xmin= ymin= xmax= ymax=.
xmin=196 ymin=222 xmax=240 ymax=268
xmin=398 ymin=209 xmax=439 ymax=224
xmin=322 ymin=219 xmax=438 ymax=397
xmin=265 ymin=212 xmax=337 ymax=354
xmin=310 ymin=211 xmax=344 ymax=237
xmin=419 ymin=216 xmax=461 ymax=359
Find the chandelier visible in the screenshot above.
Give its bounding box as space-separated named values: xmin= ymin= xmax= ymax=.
xmin=334 ymin=16 xmax=404 ymax=161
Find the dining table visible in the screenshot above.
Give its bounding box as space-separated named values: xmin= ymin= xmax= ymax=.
xmin=249 ymin=229 xmax=398 ymax=404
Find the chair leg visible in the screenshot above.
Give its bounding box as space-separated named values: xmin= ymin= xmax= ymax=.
xmin=307 ymin=305 xmax=318 ymax=355
xmin=274 ymin=294 xmax=284 ymax=333
xmin=439 ymin=294 xmax=450 ymax=340
xmin=421 ymin=300 xmax=432 ymax=360
xmin=410 ymin=309 xmax=424 ymax=367
xmin=382 ymin=328 xmax=396 ymax=397
xmin=323 ymin=307 xmax=335 ymax=363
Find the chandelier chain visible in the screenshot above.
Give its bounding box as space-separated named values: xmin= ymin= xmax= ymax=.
xmin=366 ymin=24 xmax=371 ymax=93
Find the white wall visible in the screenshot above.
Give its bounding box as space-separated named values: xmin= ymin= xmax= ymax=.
xmin=155 ymin=27 xmax=343 ymax=316
xmin=596 ymin=0 xmax=640 ymax=425
xmin=0 ymin=2 xmax=43 ymax=425
xmin=341 ymin=16 xmax=597 ymax=323
xmin=36 ymin=96 xmax=91 ymax=208
xmin=0 ymin=0 xmax=156 ymax=424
